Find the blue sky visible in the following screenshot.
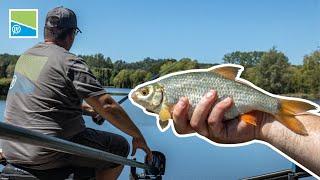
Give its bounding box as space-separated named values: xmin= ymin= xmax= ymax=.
xmin=0 ymin=0 xmax=319 ymax=64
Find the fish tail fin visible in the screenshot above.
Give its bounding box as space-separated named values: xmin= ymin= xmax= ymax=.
xmin=279 ymin=99 xmax=316 ymax=114
xmin=275 ymin=99 xmax=316 ymax=135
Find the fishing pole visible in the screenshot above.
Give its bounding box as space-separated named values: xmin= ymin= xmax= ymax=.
xmin=0 ymin=122 xmax=165 ymax=177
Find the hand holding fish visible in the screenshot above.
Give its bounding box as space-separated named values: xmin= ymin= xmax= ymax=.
xmin=172 ymin=90 xmax=270 ymax=144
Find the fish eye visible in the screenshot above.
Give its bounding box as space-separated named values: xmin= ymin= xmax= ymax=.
xmin=141 ymin=88 xmax=149 ymax=96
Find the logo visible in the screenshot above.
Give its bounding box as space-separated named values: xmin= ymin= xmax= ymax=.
xmin=9 ymin=9 xmax=38 ymax=38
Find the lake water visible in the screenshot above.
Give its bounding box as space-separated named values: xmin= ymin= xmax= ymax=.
xmin=0 ymin=88 xmax=319 ymax=180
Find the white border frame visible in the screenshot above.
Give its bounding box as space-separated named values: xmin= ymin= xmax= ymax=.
xmin=9 ymin=9 xmax=38 ymax=39
xmin=129 ymin=64 xmax=320 ymax=179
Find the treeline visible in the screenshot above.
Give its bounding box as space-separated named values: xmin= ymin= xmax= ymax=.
xmin=78 ymin=54 xmax=214 ymax=88
xmin=0 ymin=54 xmax=19 ymax=98
xmin=0 ymin=47 xmax=319 ymax=99
xmin=223 ymin=47 xmax=320 ymax=99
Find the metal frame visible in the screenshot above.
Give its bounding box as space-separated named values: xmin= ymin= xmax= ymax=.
xmin=0 ymin=122 xmax=159 ymax=174
xmin=241 ymin=165 xmax=311 ymax=180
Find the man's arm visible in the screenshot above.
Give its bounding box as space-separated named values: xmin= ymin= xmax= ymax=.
xmin=85 ymin=94 xmax=142 ymax=137
xmin=85 ymin=93 xmax=152 ymax=158
xmin=66 ymin=57 xmax=152 ymax=159
xmin=172 ymin=90 xmax=320 ymax=175
xmin=259 ymin=113 xmax=320 ymax=175
xmin=81 ymin=102 xmax=105 ymax=125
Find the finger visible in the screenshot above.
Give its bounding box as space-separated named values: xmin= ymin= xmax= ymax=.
xmin=207 ymin=97 xmax=233 ymax=137
xmin=148 ymin=151 xmax=153 ymax=162
xmin=144 ymin=147 xmax=153 ymax=161
xmin=172 ymin=97 xmax=193 ymax=134
xmin=141 ymin=145 xmax=151 ymax=154
xmin=190 ymin=90 xmax=217 ymax=137
xmin=139 ymin=145 xmax=153 ymax=161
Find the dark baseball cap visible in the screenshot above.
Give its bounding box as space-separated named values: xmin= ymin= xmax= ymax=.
xmin=45 ymin=6 xmax=81 ymax=33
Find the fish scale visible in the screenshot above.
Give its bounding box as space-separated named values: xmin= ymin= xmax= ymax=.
xmin=159 ymin=71 xmax=279 ymax=119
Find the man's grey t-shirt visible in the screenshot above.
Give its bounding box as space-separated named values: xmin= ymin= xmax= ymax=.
xmin=2 ymin=43 xmax=106 ymax=169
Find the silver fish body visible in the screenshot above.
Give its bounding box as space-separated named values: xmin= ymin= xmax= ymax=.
xmin=159 ymin=71 xmax=279 ymax=119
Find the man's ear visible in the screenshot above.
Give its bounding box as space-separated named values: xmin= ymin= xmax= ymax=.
xmin=68 ymin=31 xmax=75 ymax=42
xmin=65 ymin=31 xmax=75 ymax=50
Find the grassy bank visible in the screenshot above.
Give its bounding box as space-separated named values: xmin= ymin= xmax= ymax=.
xmin=0 ymin=95 xmax=7 ymax=100
xmin=0 ymin=78 xmax=11 ymax=99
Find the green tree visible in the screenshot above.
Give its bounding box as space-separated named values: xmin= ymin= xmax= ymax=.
xmin=254 ymin=48 xmax=291 ymax=94
xmin=130 ymin=69 xmax=149 ymax=87
xmin=285 ymin=65 xmax=302 ymax=93
xmin=223 ymin=51 xmax=264 ymax=68
xmin=92 ymin=68 xmax=112 ymax=86
xmin=0 ymin=78 xmax=12 ymax=96
xmin=144 ymin=72 xmax=153 ymax=81
xmin=113 ymin=60 xmax=127 ymax=72
xmin=301 ymin=51 xmax=320 ymax=97
xmin=0 ymin=53 xmax=19 ymax=78
xmin=159 ymin=58 xmax=198 ymax=75
xmin=80 ymin=53 xmax=113 ymax=69
xmin=112 ymin=69 xmax=132 ymax=88
xmin=6 ymin=64 xmax=16 ymax=78
xmin=242 ymin=67 xmax=258 ymax=85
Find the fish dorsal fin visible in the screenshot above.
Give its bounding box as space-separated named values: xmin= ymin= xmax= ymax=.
xmin=210 ymin=66 xmax=242 ymax=80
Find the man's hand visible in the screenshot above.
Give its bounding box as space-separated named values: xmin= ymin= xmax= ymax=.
xmin=81 ymin=102 xmax=105 ymax=125
xmin=131 ymin=136 xmax=153 ymax=161
xmin=86 ymin=94 xmax=153 ymax=161
xmin=172 ymin=90 xmax=272 ymax=144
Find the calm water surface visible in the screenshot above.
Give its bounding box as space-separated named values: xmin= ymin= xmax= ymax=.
xmin=0 ymin=88 xmax=319 ymax=179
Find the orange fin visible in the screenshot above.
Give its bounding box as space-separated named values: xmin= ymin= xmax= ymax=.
xmin=240 ymin=112 xmax=257 ymax=126
xmin=210 ymin=66 xmax=242 ymax=80
xmin=159 ymin=104 xmax=171 ymax=122
xmin=279 ymin=99 xmax=316 ymax=115
xmin=275 ymin=99 xmax=316 ymax=135
xmin=275 ymin=114 xmax=308 ymax=135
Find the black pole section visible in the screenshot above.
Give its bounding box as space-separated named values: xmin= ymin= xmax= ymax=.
xmin=0 ymin=122 xmax=158 ymax=174
xmin=241 ymin=169 xmax=293 ymax=180
xmin=106 ymin=92 xmax=129 ymax=96
xmin=118 ymin=95 xmax=129 ymax=104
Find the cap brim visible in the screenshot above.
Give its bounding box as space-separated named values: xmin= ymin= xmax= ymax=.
xmin=76 ymin=27 xmax=82 ymax=33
